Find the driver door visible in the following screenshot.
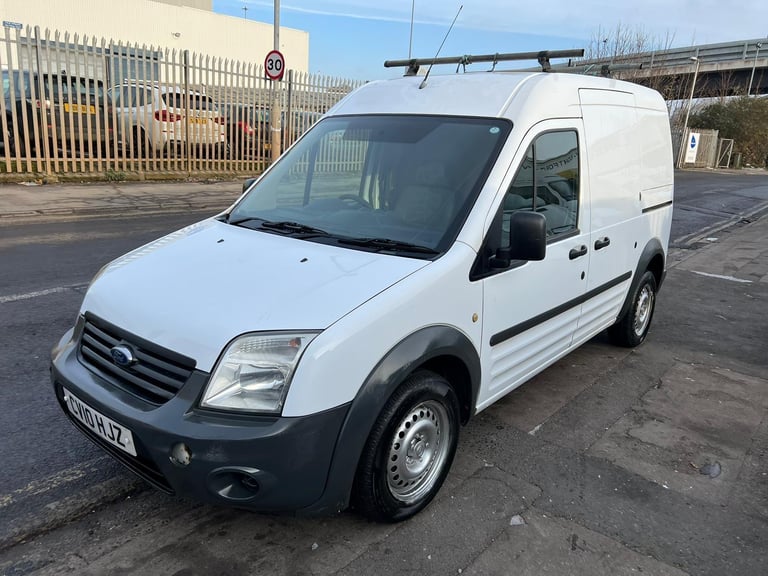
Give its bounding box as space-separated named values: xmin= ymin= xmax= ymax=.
xmin=476 ymin=124 xmax=590 ymax=410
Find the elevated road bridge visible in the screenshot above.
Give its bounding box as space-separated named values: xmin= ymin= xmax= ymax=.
xmin=564 ymin=38 xmax=768 ymax=99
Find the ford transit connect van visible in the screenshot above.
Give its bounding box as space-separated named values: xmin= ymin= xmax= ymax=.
xmin=51 ymin=68 xmax=673 ymax=522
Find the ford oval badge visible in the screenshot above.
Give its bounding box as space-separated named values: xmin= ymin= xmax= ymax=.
xmin=110 ymin=345 xmax=136 ymax=367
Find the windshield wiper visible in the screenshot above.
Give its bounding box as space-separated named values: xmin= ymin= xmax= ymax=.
xmin=259 ymin=220 xmax=331 ymax=237
xmin=337 ymin=237 xmax=439 ymax=255
xmin=228 ymin=217 xmax=330 ymax=237
xmin=228 ymin=215 xmax=266 ymax=227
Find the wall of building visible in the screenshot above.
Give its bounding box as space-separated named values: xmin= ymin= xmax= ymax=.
xmin=1 ymin=0 xmax=309 ymax=74
xmin=151 ymin=0 xmax=213 ymax=10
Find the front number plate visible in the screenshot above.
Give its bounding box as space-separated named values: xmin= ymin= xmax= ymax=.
xmin=63 ymin=388 xmax=137 ymax=456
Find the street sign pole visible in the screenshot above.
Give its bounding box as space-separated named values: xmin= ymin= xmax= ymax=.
xmin=270 ymin=0 xmax=282 ymax=163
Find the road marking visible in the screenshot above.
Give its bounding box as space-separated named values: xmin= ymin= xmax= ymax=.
xmin=691 ymin=271 xmax=752 ymax=284
xmin=0 ymin=283 xmax=87 ymax=304
xmin=0 ymin=457 xmax=111 ymax=509
xmin=672 ymin=199 xmax=768 ymax=247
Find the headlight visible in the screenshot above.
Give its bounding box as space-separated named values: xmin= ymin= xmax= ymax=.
xmin=201 ymin=332 xmax=318 ymax=414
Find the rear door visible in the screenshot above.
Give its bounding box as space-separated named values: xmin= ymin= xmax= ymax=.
xmin=574 ymin=89 xmax=640 ymax=345
xmin=476 ymin=122 xmax=589 ymax=410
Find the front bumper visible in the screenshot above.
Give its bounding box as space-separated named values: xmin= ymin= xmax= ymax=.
xmin=51 ymin=328 xmax=350 ymax=512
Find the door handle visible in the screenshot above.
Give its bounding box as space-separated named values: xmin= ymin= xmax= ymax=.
xmin=594 ymin=237 xmax=611 ymax=250
xmin=569 ymin=245 xmax=588 ymax=260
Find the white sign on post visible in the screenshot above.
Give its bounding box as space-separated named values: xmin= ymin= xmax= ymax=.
xmin=265 ymin=50 xmax=285 ymax=81
xmin=684 ymin=132 xmax=700 ymax=164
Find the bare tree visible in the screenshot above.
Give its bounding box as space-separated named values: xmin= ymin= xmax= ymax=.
xmin=581 ymin=24 xmax=746 ymax=128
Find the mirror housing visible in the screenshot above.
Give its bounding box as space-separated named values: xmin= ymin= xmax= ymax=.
xmin=495 ymin=211 xmax=547 ymax=264
xmin=242 ymin=177 xmax=258 ymax=193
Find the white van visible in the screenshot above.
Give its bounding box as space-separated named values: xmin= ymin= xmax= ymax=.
xmin=51 ymin=68 xmax=673 ymax=522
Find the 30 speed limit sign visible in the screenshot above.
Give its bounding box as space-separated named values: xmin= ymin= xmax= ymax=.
xmin=265 ymin=50 xmax=285 ymax=81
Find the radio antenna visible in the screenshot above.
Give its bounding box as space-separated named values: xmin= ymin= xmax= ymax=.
xmin=419 ymin=4 xmax=463 ymax=89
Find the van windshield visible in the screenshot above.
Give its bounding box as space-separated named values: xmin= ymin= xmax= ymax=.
xmin=228 ymin=114 xmax=511 ymax=255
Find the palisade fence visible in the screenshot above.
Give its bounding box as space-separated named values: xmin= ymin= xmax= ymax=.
xmin=0 ymin=26 xmax=365 ymax=177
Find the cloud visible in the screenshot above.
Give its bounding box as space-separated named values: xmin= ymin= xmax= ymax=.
xmin=229 ymin=0 xmax=768 ymax=45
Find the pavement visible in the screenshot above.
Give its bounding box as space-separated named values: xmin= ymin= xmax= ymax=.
xmin=0 ymin=179 xmax=245 ymax=223
xmin=0 ymin=177 xmax=766 ymax=575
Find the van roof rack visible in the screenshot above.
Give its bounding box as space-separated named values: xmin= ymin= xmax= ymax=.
xmin=542 ymin=62 xmax=644 ymax=77
xmin=384 ymin=49 xmax=585 ymax=76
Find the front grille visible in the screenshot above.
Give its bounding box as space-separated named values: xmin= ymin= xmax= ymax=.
xmin=79 ymin=313 xmax=196 ymax=405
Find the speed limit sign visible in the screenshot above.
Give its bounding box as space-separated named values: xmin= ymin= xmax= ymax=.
xmin=265 ymin=50 xmax=285 ymax=81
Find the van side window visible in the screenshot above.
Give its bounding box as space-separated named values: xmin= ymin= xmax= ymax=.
xmin=501 ymin=130 xmax=579 ymax=246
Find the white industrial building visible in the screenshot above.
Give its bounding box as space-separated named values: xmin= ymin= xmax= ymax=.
xmin=1 ymin=0 xmax=309 ymax=80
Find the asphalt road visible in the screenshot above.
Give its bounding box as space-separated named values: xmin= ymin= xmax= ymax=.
xmin=670 ymin=170 xmax=768 ymax=245
xmin=0 ymin=171 xmax=767 ymax=575
xmin=0 ymin=211 xmax=213 ymax=546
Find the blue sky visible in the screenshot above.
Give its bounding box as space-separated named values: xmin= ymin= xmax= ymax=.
xmin=213 ymin=1 xmax=768 ymax=80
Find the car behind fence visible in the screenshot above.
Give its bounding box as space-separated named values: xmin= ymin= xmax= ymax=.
xmin=0 ymin=26 xmax=364 ymax=177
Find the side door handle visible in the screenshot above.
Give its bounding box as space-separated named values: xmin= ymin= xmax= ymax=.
xmin=594 ymin=237 xmax=611 ymax=250
xmin=569 ymin=245 xmax=588 ymax=260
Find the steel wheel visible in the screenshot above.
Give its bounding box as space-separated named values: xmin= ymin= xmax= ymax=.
xmin=609 ymin=270 xmax=658 ymax=348
xmin=352 ymin=371 xmax=460 ymax=522
xmin=386 ymin=399 xmax=452 ymax=504
xmin=632 ymin=283 xmax=655 ymax=338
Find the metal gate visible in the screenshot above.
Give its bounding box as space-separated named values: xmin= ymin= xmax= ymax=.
xmin=716 ymin=139 xmax=734 ymax=168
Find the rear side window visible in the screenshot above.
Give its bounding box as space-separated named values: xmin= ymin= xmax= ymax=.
xmin=115 ymin=86 xmax=152 ymax=107
xmin=4 ymin=71 xmax=32 ymax=98
xmin=162 ymin=92 xmax=215 ymax=111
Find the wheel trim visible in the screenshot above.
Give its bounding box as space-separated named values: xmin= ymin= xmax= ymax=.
xmin=386 ymin=400 xmax=451 ymax=504
xmin=633 ymin=284 xmax=654 ymax=337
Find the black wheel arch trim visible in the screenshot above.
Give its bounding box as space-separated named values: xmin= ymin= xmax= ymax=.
xmin=615 ymin=238 xmax=666 ymax=324
xmin=298 ymin=325 xmax=480 ymax=516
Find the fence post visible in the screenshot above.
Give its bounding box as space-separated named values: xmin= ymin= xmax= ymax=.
xmin=183 ymin=49 xmax=190 ymax=175
xmin=33 ymin=26 xmax=53 ymax=176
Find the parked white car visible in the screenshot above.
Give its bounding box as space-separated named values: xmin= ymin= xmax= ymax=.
xmin=108 ymin=81 xmax=227 ymax=156
xmin=52 ymin=67 xmax=673 ymax=522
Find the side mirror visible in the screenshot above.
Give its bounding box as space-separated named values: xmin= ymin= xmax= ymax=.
xmin=242 ymin=177 xmax=257 ymax=193
xmin=494 ymin=211 xmax=546 ymax=265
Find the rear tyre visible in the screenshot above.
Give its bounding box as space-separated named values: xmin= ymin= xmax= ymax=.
xmin=352 ymin=371 xmax=460 ymax=522
xmin=608 ymin=270 xmax=657 ymax=347
xmin=130 ymin=127 xmax=150 ymax=158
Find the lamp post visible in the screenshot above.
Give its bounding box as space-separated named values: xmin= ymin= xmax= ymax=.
xmin=748 ymin=42 xmax=763 ymax=96
xmin=678 ymin=56 xmax=700 ymax=168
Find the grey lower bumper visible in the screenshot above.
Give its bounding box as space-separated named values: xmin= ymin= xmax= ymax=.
xmin=51 ymin=329 xmax=350 ymax=513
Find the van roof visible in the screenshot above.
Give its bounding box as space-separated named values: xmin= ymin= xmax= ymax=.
xmin=328 ymin=71 xmax=666 ymax=120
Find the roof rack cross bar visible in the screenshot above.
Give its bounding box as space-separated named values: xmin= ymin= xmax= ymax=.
xmin=384 ymin=49 xmax=585 ymax=74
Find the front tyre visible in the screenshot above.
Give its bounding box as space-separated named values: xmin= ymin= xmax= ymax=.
xmin=609 ymin=270 xmax=657 ymax=347
xmin=352 ymin=371 xmax=460 ymax=522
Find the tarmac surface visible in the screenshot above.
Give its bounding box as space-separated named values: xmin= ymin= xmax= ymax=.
xmin=0 ymin=174 xmax=766 ymax=575
xmin=0 ymin=178 xmax=244 ymax=222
